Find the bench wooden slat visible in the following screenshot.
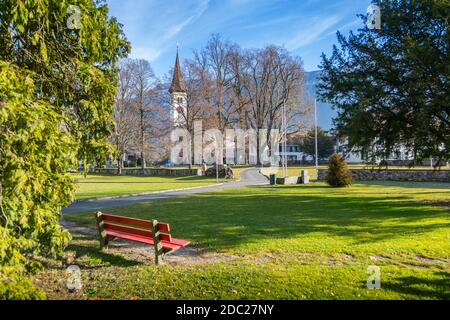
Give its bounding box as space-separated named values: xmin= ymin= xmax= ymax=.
xmin=162 ymin=238 xmax=189 ymax=250
xmin=168 ymin=238 xmax=190 ymax=247
xmin=101 ymin=213 xmax=152 ymax=228
xmin=101 ymin=213 xmax=170 ymax=232
xmin=104 ymin=230 xmax=184 ymax=251
xmin=107 ymin=231 xmax=181 ymax=250
xmin=104 ymin=222 xmax=152 ymax=238
xmin=104 ymin=223 xmax=172 ymax=242
xmin=105 ymin=230 xmax=154 ymax=245
xmin=157 ymin=223 xmax=171 ymax=232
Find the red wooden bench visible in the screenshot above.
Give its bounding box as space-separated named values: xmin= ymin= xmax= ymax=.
xmin=94 ymin=212 xmax=190 ymax=265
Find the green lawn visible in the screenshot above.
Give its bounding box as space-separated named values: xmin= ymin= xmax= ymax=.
xmin=73 ymin=166 xmax=252 ymax=200
xmin=73 ymin=174 xmax=223 ymax=200
xmin=42 ymin=181 xmax=450 ymax=300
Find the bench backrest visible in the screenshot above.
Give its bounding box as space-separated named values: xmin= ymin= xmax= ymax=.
xmin=98 ymin=213 xmax=172 ymax=242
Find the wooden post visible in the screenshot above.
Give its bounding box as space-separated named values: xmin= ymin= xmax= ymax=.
xmin=94 ymin=211 xmax=108 ymax=250
xmin=151 ymin=220 xmax=163 ymax=265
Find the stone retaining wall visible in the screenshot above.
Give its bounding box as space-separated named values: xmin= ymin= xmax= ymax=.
xmin=317 ymin=169 xmax=450 ymax=183
xmin=276 ymin=176 xmax=302 ymax=185
xmin=91 ymin=168 xmax=202 ymax=177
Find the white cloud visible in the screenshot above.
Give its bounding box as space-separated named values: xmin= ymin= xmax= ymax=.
xmin=286 ymin=15 xmax=342 ymax=50
xmin=240 ymin=16 xmax=294 ymax=30
xmin=164 ymin=0 xmax=209 ymax=40
xmin=114 ymin=0 xmax=209 ymax=62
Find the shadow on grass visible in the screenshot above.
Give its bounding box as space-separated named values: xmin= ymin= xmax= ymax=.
xmin=357 ymin=181 xmax=450 ymax=189
xmin=382 ymin=271 xmax=450 ymax=299
xmin=66 ymin=186 xmax=450 ymax=251
xmin=67 ymin=234 xmax=142 ymax=268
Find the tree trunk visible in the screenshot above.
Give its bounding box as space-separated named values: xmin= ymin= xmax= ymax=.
xmin=117 ymin=156 xmax=123 ymax=175
xmin=83 ymin=158 xmax=88 ymax=178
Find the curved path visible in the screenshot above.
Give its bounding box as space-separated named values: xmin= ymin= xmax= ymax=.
xmin=63 ymin=168 xmax=268 ymax=214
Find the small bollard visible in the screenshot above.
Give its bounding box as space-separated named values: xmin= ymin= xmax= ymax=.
xmin=301 ymin=170 xmax=310 ymax=184
xmin=270 ymin=174 xmax=277 ymax=185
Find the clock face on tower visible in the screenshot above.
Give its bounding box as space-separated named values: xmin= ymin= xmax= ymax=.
xmin=176 ymin=106 xmax=184 ymax=114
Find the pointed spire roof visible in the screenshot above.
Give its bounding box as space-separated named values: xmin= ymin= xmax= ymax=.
xmin=169 ymin=47 xmax=186 ymax=93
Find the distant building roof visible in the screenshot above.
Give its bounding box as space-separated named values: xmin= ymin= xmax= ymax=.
xmin=169 ymin=50 xmax=186 ymax=94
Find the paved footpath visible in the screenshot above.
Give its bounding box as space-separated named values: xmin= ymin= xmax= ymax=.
xmin=63 ymin=168 xmax=268 ymax=214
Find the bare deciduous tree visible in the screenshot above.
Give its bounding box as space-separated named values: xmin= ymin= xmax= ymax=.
xmin=176 ymin=35 xmax=311 ymax=165
xmin=236 ymin=46 xmax=309 ymax=163
xmin=132 ymin=59 xmax=158 ymax=169
xmin=113 ymin=59 xmax=169 ymax=170
xmin=114 ymin=36 xmax=312 ymax=167
xmin=113 ymin=59 xmax=139 ymax=174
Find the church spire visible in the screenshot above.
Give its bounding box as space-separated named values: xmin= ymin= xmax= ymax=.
xmin=169 ymin=46 xmax=186 ymax=94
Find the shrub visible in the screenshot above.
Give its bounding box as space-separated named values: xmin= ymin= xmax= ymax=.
xmin=0 ymin=269 xmax=45 ymax=300
xmin=0 ymin=62 xmax=73 ymax=299
xmin=205 ymin=165 xmax=227 ymax=178
xmin=0 ymin=0 xmax=129 ymax=299
xmin=326 ymin=154 xmax=353 ymax=187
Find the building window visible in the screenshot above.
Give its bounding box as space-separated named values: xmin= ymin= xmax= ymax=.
xmin=178 ymin=97 xmax=183 ymax=104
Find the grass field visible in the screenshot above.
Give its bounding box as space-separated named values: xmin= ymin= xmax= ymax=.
xmin=73 ymin=165 xmax=448 ymax=200
xmin=40 ymin=181 xmax=450 ymax=300
xmin=73 ymin=174 xmax=222 ymax=200
xmin=73 ymin=167 xmax=251 ymax=200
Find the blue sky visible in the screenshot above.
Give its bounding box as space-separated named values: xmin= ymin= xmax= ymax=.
xmin=106 ymin=0 xmax=371 ymax=77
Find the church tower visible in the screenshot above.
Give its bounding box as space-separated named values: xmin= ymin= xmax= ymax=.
xmin=169 ymin=47 xmax=187 ymax=127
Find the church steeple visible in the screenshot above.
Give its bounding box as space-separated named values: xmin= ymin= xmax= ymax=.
xmin=169 ymin=47 xmax=186 ymax=94
xmin=169 ymin=46 xmax=187 ymax=127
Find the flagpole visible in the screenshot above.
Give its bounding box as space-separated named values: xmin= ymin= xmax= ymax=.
xmin=282 ymin=101 xmax=288 ymax=177
xmin=314 ymin=99 xmax=319 ymax=176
